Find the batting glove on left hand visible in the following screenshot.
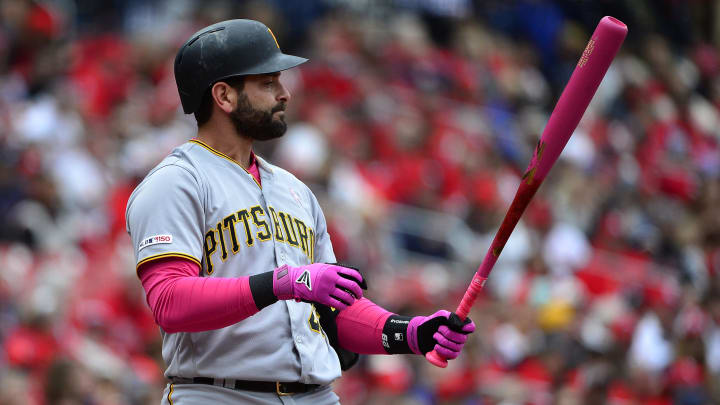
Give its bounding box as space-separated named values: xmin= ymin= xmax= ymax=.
xmin=408 ymin=311 xmax=475 ymax=359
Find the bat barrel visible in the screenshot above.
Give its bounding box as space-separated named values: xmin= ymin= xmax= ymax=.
xmin=533 ymin=16 xmax=627 ymax=182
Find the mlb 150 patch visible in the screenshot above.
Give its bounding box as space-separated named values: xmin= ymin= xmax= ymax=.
xmin=139 ymin=234 xmax=173 ymax=251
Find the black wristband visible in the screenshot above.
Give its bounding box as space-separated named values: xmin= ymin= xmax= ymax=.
xmin=248 ymin=271 xmax=278 ymax=310
xmin=381 ymin=315 xmax=414 ymax=354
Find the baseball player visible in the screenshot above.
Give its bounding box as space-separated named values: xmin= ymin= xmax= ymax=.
xmin=126 ymin=19 xmax=475 ymax=404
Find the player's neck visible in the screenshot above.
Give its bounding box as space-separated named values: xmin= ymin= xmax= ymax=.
xmin=196 ymin=123 xmax=253 ymax=169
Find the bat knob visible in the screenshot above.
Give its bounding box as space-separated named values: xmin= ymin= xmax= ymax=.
xmin=425 ymin=350 xmax=448 ymax=368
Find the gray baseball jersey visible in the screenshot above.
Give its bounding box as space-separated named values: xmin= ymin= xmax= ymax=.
xmin=125 ymin=139 xmax=341 ymax=385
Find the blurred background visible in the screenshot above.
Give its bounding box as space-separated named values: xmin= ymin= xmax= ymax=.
xmin=1 ymin=0 xmax=720 ymax=404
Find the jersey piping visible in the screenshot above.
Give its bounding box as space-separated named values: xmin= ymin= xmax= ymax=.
xmin=188 ymin=139 xmax=262 ymax=189
xmin=136 ymin=252 xmax=202 ymax=272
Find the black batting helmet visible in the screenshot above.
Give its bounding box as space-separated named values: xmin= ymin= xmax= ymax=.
xmin=174 ymin=19 xmax=308 ymax=114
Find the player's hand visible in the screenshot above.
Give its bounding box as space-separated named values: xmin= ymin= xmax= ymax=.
xmin=407 ymin=311 xmax=475 ymax=359
xmin=272 ymin=263 xmax=365 ymax=310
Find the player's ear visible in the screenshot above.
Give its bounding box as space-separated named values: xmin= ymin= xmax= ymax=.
xmin=210 ymin=81 xmax=237 ymax=114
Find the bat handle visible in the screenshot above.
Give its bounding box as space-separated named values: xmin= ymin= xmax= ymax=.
xmin=425 ymin=274 xmax=487 ymax=368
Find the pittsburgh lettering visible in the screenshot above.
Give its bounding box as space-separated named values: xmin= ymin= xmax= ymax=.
xmin=203 ymin=205 xmax=314 ymax=273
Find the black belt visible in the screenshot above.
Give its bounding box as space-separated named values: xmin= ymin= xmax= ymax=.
xmin=169 ymin=377 xmax=321 ymax=396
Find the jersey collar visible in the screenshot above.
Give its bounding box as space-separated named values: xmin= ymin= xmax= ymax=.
xmin=188 ymin=139 xmax=267 ymax=188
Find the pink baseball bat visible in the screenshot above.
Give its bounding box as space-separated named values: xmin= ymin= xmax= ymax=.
xmin=426 ymin=16 xmax=628 ymax=368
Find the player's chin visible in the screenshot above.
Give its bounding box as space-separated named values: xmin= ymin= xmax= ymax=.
xmin=252 ymin=121 xmax=287 ymax=141
xmin=271 ymin=119 xmax=287 ymax=136
xmin=273 ymin=115 xmax=286 ymax=126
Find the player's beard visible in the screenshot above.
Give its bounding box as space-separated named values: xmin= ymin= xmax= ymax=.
xmin=230 ymin=93 xmax=287 ymax=141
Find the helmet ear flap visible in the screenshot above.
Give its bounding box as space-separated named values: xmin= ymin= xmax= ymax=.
xmin=193 ymin=87 xmax=214 ymax=126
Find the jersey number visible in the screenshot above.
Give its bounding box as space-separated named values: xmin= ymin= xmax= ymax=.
xmin=308 ymin=304 xmax=323 ymax=335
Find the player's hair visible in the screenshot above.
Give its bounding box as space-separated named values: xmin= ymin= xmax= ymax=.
xmin=194 ymin=76 xmax=246 ymax=126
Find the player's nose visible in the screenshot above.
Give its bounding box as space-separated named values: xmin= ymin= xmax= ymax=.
xmin=277 ymin=81 xmax=290 ymax=103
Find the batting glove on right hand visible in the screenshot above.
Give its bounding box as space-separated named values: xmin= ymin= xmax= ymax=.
xmin=272 ymin=263 xmax=365 ymax=311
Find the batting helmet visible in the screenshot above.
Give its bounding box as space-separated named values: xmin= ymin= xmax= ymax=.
xmin=174 ymin=19 xmax=308 ymax=114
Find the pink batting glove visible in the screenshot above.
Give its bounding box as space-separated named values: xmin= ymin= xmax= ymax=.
xmin=272 ymin=263 xmax=365 ymax=311
xmin=408 ymin=310 xmax=475 ymax=359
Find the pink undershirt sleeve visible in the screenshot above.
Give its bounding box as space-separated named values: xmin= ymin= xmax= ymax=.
xmin=138 ymin=258 xmax=260 ymax=333
xmin=336 ymin=298 xmax=393 ymax=354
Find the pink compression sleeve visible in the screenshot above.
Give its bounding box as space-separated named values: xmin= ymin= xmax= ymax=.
xmin=336 ymin=298 xmax=393 ymax=354
xmin=138 ymin=258 xmax=259 ymax=333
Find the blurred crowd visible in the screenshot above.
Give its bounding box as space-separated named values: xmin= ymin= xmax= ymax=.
xmin=2 ymin=0 xmax=720 ymax=404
